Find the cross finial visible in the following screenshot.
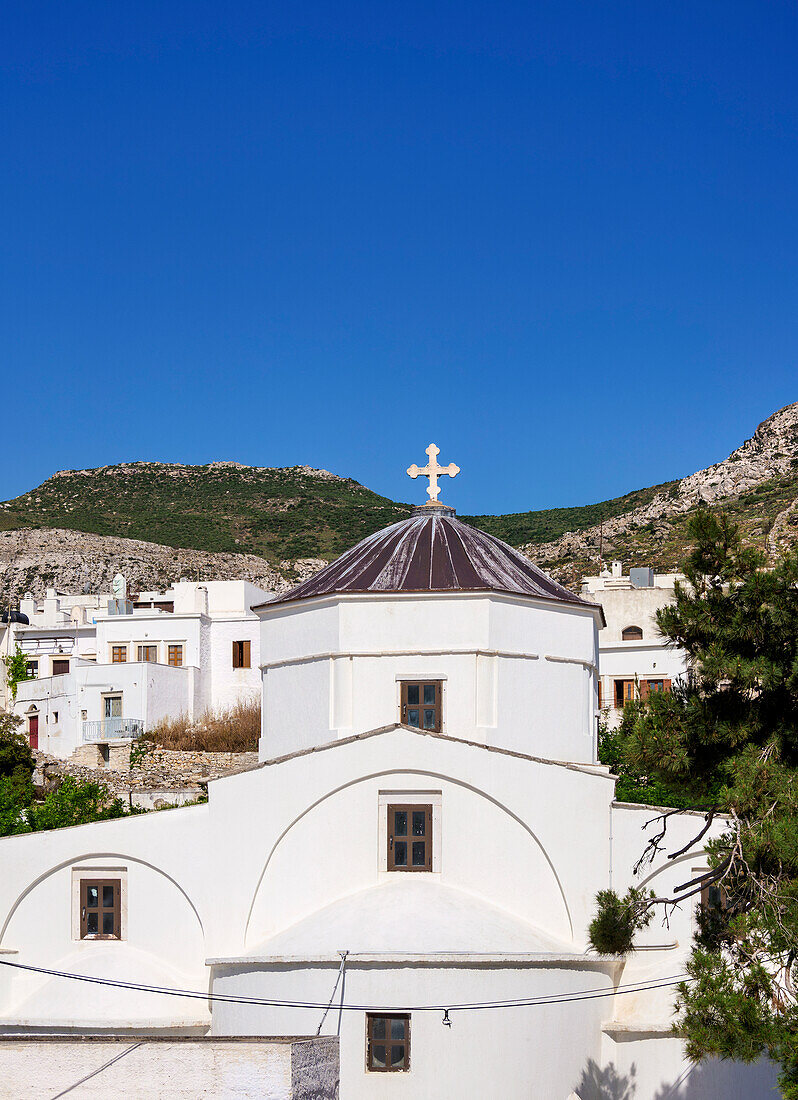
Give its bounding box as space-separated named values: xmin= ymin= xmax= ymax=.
xmin=407 ymin=443 xmax=460 ymax=503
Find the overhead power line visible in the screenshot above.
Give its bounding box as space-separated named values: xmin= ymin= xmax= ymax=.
xmin=0 ymin=957 xmax=689 ymax=1014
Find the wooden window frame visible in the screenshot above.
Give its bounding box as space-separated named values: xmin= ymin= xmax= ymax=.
xmin=79 ymin=878 xmax=121 ymax=940
xmin=614 ymin=679 xmax=636 ymax=707
xmin=52 ymin=658 xmax=70 ymax=676
xmin=103 ymin=693 xmax=122 ymax=720
xmin=366 ymin=1013 xmax=410 ymax=1073
xmin=137 ymin=645 xmax=158 ymax=663
xmin=111 ymin=645 xmax=127 ymax=664
xmin=232 ymin=640 xmax=251 ymax=669
xmin=25 ymin=660 xmax=38 ymax=679
xmin=387 ymin=804 xmax=432 ymax=872
xmin=167 ymin=644 xmax=184 ymax=667
xmin=399 ymin=681 xmax=442 ymax=732
xmin=621 ymin=626 xmax=644 ymax=642
xmin=639 ymin=678 xmax=671 ymax=700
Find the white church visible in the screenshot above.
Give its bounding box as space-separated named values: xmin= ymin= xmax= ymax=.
xmin=0 ymin=449 xmax=778 ymax=1098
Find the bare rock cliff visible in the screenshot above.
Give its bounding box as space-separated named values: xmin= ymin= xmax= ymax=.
xmin=526 ymin=402 xmax=798 ymax=570
xmin=0 ymin=528 xmax=324 ymax=599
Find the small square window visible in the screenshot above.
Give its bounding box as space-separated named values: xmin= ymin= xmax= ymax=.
xmin=388 ymin=804 xmax=431 ymax=871
xmin=400 ymin=682 xmax=442 ymax=732
xmin=80 ymin=878 xmax=121 ymax=940
xmin=25 ymin=660 xmax=38 ymax=679
xmin=137 ymin=645 xmax=157 ymax=663
xmin=232 ymin=640 xmax=251 ymax=668
xmin=367 ymin=1014 xmax=409 ymax=1072
xmin=111 ymin=646 xmax=127 ymax=664
xmin=167 ymin=644 xmax=183 ymax=667
xmin=52 ymin=659 xmax=70 ymax=676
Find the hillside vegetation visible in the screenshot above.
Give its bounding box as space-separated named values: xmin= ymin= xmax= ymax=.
xmin=0 ymin=461 xmax=683 ymax=569
xmin=1 ymin=402 xmax=797 ymax=590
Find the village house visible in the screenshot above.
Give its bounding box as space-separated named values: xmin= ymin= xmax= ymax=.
xmin=581 ymin=562 xmax=689 ymax=725
xmin=2 ymin=579 xmax=270 ymax=760
xmin=0 ymin=451 xmax=777 ymax=1097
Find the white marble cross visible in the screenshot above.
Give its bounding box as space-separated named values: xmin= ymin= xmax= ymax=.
xmin=407 ymin=444 xmax=460 ymax=502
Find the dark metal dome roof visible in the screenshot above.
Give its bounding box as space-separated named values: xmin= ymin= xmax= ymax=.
xmin=1 ymin=610 xmax=29 ymax=624
xmin=264 ymin=510 xmax=601 ymax=614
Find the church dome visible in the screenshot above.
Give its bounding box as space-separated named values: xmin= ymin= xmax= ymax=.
xmin=268 ymin=507 xmax=598 ymax=612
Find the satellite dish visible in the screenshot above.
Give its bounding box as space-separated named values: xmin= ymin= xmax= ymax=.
xmin=112 ymin=573 xmax=127 ymax=600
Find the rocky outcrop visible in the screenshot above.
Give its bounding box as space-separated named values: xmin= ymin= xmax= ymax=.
xmin=523 ymin=403 xmax=798 ymax=569
xmin=0 ymin=527 xmax=326 ymax=599
xmin=33 ymin=746 xmax=260 ymax=806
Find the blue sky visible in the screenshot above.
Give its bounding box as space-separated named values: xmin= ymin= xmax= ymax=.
xmin=2 ymin=2 xmax=796 ymax=515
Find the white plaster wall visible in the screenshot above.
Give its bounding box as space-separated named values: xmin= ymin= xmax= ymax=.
xmin=244 ymin=772 xmax=575 ymax=949
xmin=142 ymin=664 xmax=194 ymax=727
xmin=260 ymin=600 xmax=341 ymax=666
xmin=207 ymin=728 xmax=615 ymax=956
xmin=600 ymin=1033 xmax=779 ymax=1100
xmin=211 ymin=962 xmax=613 ymax=1100
xmin=97 ymin=615 xmax=203 ymax=669
xmin=599 ymin=642 xmax=687 ymax=684
xmin=14 ymin=626 xmax=99 ymax=669
xmin=15 ymin=663 xmax=193 ymax=758
xmin=262 ymin=660 xmax=330 ymax=757
xmin=259 ymin=592 xmax=600 ymax=762
xmin=0 ymin=1037 xmax=338 ymax=1100
xmin=13 ymin=673 xmax=79 ymax=756
xmin=598 ymin=585 xmax=676 ymax=645
xmin=0 ymin=807 xmax=210 ymax=1027
xmin=208 ymin=617 xmax=260 ymax=712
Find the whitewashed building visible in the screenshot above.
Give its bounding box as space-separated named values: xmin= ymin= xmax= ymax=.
xmin=5 ymin=580 xmax=269 ymax=758
xmin=0 ymin=455 xmax=777 ymax=1098
xmin=582 ymin=562 xmax=689 ymax=724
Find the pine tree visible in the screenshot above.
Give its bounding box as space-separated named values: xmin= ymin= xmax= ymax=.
xmin=601 ymin=509 xmax=798 ymax=1096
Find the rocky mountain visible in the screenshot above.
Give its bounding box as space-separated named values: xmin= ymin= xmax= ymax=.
xmin=529 ymin=401 xmax=798 ymax=583
xmin=0 ymin=403 xmax=796 ymax=598
xmin=0 ymin=528 xmax=321 ymax=602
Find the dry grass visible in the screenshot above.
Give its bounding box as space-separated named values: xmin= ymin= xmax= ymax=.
xmin=146 ymin=698 xmax=260 ymax=753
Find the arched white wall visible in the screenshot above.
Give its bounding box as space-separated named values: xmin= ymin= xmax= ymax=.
xmin=245 ymin=771 xmax=572 ymax=949
xmin=2 ymin=853 xmax=207 ymax=1024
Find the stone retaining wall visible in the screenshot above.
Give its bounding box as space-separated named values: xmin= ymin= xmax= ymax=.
xmin=33 ymin=746 xmax=259 ymax=805
xmin=0 ymin=1036 xmax=339 ymax=1100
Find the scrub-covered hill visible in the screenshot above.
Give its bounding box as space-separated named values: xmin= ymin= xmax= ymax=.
xmin=1 ymin=402 xmax=797 ymax=595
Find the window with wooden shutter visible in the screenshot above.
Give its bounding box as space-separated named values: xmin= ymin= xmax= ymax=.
xmin=387 ymin=804 xmax=432 ymax=871
xmin=621 ymin=626 xmax=643 ymax=641
xmin=52 ymin=659 xmax=70 ymax=676
xmin=366 ymin=1014 xmax=410 ymax=1072
xmin=232 ymin=640 xmax=251 ymax=668
xmin=614 ymin=679 xmax=636 ymax=707
xmin=399 ymin=681 xmax=442 ymax=731
xmin=80 ymin=879 xmax=121 ymax=939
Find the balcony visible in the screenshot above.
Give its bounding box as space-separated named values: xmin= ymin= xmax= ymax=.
xmin=82 ymin=718 xmax=144 ymax=742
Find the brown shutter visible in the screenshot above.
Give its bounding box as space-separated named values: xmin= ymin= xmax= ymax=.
xmin=640 ymin=680 xmax=650 ymax=700
xmin=597 ymin=681 xmax=603 ymax=708
xmin=243 ymin=640 xmax=251 ymax=668
xmin=664 ymin=678 xmax=672 ymax=692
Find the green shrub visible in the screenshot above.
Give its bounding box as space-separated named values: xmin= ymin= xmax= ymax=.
xmin=588 ymin=887 xmax=654 ymax=955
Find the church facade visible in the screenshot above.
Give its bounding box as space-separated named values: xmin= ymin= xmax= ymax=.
xmin=0 ymin=454 xmax=778 ymax=1097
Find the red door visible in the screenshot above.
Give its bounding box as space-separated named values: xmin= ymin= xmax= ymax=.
xmin=28 ymin=715 xmax=38 ymax=750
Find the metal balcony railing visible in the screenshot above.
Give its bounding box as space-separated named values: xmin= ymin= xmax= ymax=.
xmin=82 ymin=718 xmax=144 ymax=742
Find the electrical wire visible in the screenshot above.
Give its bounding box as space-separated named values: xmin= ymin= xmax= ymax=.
xmin=0 ymin=957 xmax=690 ymax=1014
